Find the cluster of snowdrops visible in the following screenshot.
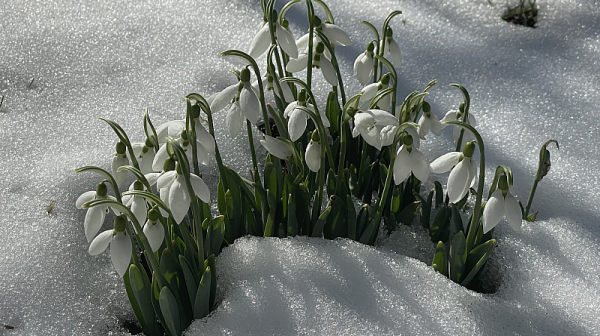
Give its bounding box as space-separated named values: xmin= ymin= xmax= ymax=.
xmin=75 ymin=1 xmax=557 ymax=335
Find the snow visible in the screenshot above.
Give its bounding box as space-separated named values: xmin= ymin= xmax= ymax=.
xmin=0 ymin=0 xmax=599 ymax=335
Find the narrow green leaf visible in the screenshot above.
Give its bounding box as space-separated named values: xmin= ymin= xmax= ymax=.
xmin=432 ymin=241 xmax=448 ymax=276
xmin=127 ymin=265 xmax=159 ymax=336
xmin=159 ymin=286 xmax=181 ymax=336
xmin=179 ymin=255 xmax=198 ymax=307
xmin=193 ymin=266 xmax=212 ymax=319
xmin=204 ymin=255 xmax=217 ymax=309
xmin=448 ymin=231 xmax=467 ymax=283
xmin=461 ymin=239 xmax=497 ymax=287
xmin=311 ymin=206 xmax=332 ymax=237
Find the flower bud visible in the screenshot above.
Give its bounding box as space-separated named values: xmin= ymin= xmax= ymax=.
xmin=116 ymin=141 xmax=126 ymax=155
xmin=498 ymin=175 xmax=509 ymax=191
xmin=148 ymin=207 xmax=160 ymax=221
xmin=163 ymin=157 xmax=176 ymax=172
xmin=541 ymin=149 xmax=551 ymax=179
xmin=133 ymin=180 xmax=144 ymax=191
xmin=96 ymin=182 xmax=108 ymax=197
xmin=422 ymin=101 xmax=431 ymax=113
xmin=462 ymin=141 xmax=475 ymax=158
xmin=240 ymin=68 xmax=251 ymax=83
xmin=113 ymin=215 xmax=128 ymax=233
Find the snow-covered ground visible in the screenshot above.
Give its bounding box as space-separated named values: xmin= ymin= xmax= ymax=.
xmin=1 ymin=0 xmax=599 ymax=335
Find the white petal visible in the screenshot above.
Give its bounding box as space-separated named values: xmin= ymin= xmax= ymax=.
xmin=169 ymin=176 xmax=191 ymax=224
xmin=248 ymin=23 xmax=271 ymax=59
xmin=354 ymin=53 xmax=373 ymax=86
xmin=210 ymin=84 xmax=238 ymax=113
xmin=305 ymin=141 xmax=321 ymax=172
xmin=88 ymin=230 xmax=113 ymax=255
xmin=447 ymin=160 xmax=470 ymax=204
xmin=112 ymin=155 xmax=129 ymax=188
xmin=145 ymin=172 xmax=161 ymax=186
xmin=440 ymin=110 xmax=458 ymax=127
xmin=143 ymin=221 xmax=165 ymax=252
xmin=260 ymin=135 xmax=293 ymax=160
xmin=380 ymin=125 xmax=397 ymax=147
xmin=388 ymin=38 xmax=402 ymax=67
xmin=288 ymin=108 xmax=308 ymax=142
xmin=240 ymin=84 xmax=260 ymax=125
xmin=159 ymin=187 xmax=170 ymax=217
xmin=190 ymin=174 xmax=211 ymax=204
xmin=405 ymin=127 xmax=420 ymax=148
xmin=156 ymin=120 xmax=185 ymax=143
xmin=467 ymin=158 xmax=478 ymax=188
xmin=195 ymin=122 xmax=216 ymax=155
xmin=504 ymin=192 xmax=522 ymax=231
xmin=283 ymin=101 xmax=298 ymax=118
xmin=110 ymin=232 xmax=132 ymax=278
xmin=295 ymin=33 xmax=309 ymax=51
xmin=319 ymin=57 xmax=338 ymax=86
xmin=276 ymin=80 xmax=295 ymax=103
xmin=140 ymin=149 xmax=156 ymax=174
xmin=409 ymin=149 xmax=430 ymax=182
xmin=430 ymin=114 xmax=442 ymax=136
xmin=393 ymin=146 xmax=412 ymax=184
xmin=193 ymin=141 xmax=210 ymax=166
xmin=131 ymin=196 xmax=147 ymax=226
xmin=152 ymin=145 xmax=170 ymax=172
xmin=286 ymin=53 xmax=308 ymax=73
xmin=360 ymin=125 xmax=381 ymax=150
xmin=276 ymin=23 xmax=299 ymax=59
xmin=360 ymin=83 xmax=379 ymax=102
xmin=368 ymin=109 xmax=398 ymax=126
xmin=353 ymin=111 xmax=375 ymax=129
xmin=321 ymin=23 xmax=352 ymax=46
xmin=157 ymin=170 xmax=177 ymax=190
xmin=430 ymin=152 xmax=462 ymax=173
xmin=226 ymin=103 xmax=243 ymax=138
xmin=483 ymin=189 xmax=505 ymax=234
xmin=84 ymin=205 xmax=107 ymax=242
xmin=76 ymin=191 xmax=96 ymax=209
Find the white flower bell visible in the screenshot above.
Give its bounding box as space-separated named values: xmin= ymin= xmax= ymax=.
xmin=305 ymin=132 xmax=321 ymax=172
xmin=286 ymin=42 xmax=338 ymax=86
xmin=88 ymin=215 xmax=132 ymax=278
xmin=351 ymin=108 xmax=399 ymax=150
xmin=393 ymin=134 xmax=430 ymax=184
xmin=358 ymin=74 xmax=392 ymax=111
xmin=430 ymin=141 xmax=478 ymax=204
xmin=142 ymin=208 xmax=165 ymax=252
xmin=283 ymin=89 xmax=330 ymax=142
xmin=248 ymin=17 xmax=299 ymax=59
xmin=381 ymin=27 xmax=402 ymax=67
xmin=441 ymin=105 xmax=477 ymax=148
xmin=260 ymin=135 xmax=295 ymax=160
xmin=112 ymin=141 xmax=129 ymax=188
xmin=417 ymin=102 xmax=442 ymax=140
xmin=354 ymin=42 xmax=375 ymax=86
xmin=482 ymin=175 xmax=522 ymax=233
xmin=76 ymin=182 xmax=118 ymax=242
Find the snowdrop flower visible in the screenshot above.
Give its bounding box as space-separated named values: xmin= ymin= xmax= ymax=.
xmin=304 ymin=16 xmax=352 ymax=47
xmin=305 ymin=132 xmax=321 ymax=172
xmin=156 ymin=162 xmax=211 ymax=224
xmin=417 ymin=102 xmax=442 ymax=139
xmin=430 ymin=141 xmax=477 ymax=204
xmin=283 ymin=89 xmax=330 ymax=142
xmin=249 ymin=18 xmax=298 ymax=59
xmin=441 ymin=106 xmax=477 ymax=148
xmin=393 ymin=134 xmax=430 ymax=184
xmin=255 ymin=72 xmax=295 ymax=104
xmin=76 ymin=182 xmax=118 ymax=242
xmin=88 ymin=215 xmax=132 ymax=278
xmin=152 ymin=120 xmax=214 ymax=171
xmin=381 ymin=27 xmax=402 ymax=67
xmin=112 ymin=141 xmax=129 ymax=188
xmin=260 ymin=135 xmax=295 ymax=160
xmin=121 ymin=180 xmax=148 ymax=228
xmin=142 ymin=208 xmax=165 ymax=252
xmin=358 ymin=74 xmax=391 ymax=111
xmin=351 ymin=108 xmax=399 ymax=150
xmin=129 ymin=139 xmax=156 ymax=175
xmin=354 ymin=42 xmax=375 ymax=86
xmin=210 ymin=68 xmax=261 ymax=138
xmin=482 ymin=175 xmax=522 ymax=233
xmin=286 ymin=42 xmax=338 ymax=86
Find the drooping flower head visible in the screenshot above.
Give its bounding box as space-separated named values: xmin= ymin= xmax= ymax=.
xmin=286 ymin=42 xmax=338 ymax=86
xmin=430 ymin=141 xmax=478 ymax=204
xmin=305 ymin=131 xmax=322 ymax=172
xmin=210 ymin=68 xmax=261 ymax=138
xmin=142 ymin=208 xmax=165 ymax=252
xmin=417 ymin=102 xmax=442 ymax=140
xmin=248 ymin=13 xmax=299 ymax=59
xmin=284 ymin=89 xmax=330 ymax=142
xmin=88 ymin=215 xmax=133 ymax=278
xmin=112 ymin=141 xmax=129 ymax=188
xmin=76 ymin=182 xmax=118 ymax=242
xmin=358 ymin=73 xmax=392 ymax=112
xmin=351 ymin=107 xmax=399 ymax=151
xmin=482 ymin=175 xmax=522 ymax=234
xmin=381 ymin=27 xmax=402 ymax=67
xmin=354 ymin=41 xmax=375 ymax=86
xmin=393 ymin=133 xmax=430 ymax=184
xmin=441 ymin=103 xmax=477 ymax=148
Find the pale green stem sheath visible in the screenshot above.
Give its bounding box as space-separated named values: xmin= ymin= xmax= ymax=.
xmin=524 ymin=140 xmax=559 ymax=217
xmin=450 ymin=84 xmax=471 ymax=152
xmin=445 ymin=121 xmax=485 ymax=252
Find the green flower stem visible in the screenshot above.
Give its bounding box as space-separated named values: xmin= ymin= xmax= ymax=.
xmin=306 ymin=0 xmax=315 ymax=89
xmin=265 ymin=2 xmax=286 ymax=79
xmin=99 ymin=118 xmax=140 ymax=171
xmin=377 ymin=11 xmax=402 ymax=80
xmin=186 ymin=100 xmax=200 ymax=175
xmin=373 ymin=55 xmax=398 ymax=119
xmin=246 ymin=120 xmax=259 ymax=176
xmin=445 ymin=120 xmax=485 ymax=252
xmin=450 ymin=84 xmax=471 ymax=152
xmin=334 ymin=121 xmax=347 ymax=195
xmin=524 ymin=140 xmax=559 ymax=217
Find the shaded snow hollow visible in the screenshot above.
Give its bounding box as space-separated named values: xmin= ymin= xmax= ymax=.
xmin=1 ymin=0 xmax=599 ymax=335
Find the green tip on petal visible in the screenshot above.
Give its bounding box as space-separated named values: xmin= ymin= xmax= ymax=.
xmin=114 ymin=215 xmax=127 ymax=232
xmin=96 ymin=182 xmax=108 ymax=197
xmin=116 ymin=141 xmax=126 ymax=155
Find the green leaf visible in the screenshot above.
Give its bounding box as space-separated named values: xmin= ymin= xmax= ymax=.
xmin=264 ymin=162 xmax=278 ymax=199
xmin=448 ymin=231 xmax=467 ymax=283
xmin=287 ymin=193 xmax=299 ymax=237
xmin=434 ymin=181 xmax=444 ymax=208
xmin=396 ymin=201 xmax=418 ymax=226
xmin=193 ymin=266 xmax=212 ymax=319
xmin=217 ymin=179 xmax=226 ymax=215
xmin=355 ymin=204 xmax=370 ymax=241
xmin=263 ymin=189 xmax=278 ymax=237
xmin=429 ymin=206 xmax=451 ymax=242
xmin=346 ymin=195 xmax=357 ymax=241
xmin=151 ymin=275 xmax=168 ymax=335
xmin=311 ymin=206 xmax=332 ymax=237
xmin=324 ymin=195 xmax=347 ymax=239
xmin=527 ymin=211 xmax=538 ymax=222
xmin=159 ymin=286 xmax=181 ymax=336
xmin=206 ymin=216 xmax=226 ymax=257
xmin=449 ymin=204 xmax=464 ymax=239
xmin=179 ymin=255 xmax=198 ymax=307
xmin=461 ymin=239 xmax=497 ymax=287
xmin=432 ymin=241 xmax=448 ymax=276
xmin=358 ymin=213 xmax=381 ymax=246
xmin=127 ymin=265 xmax=159 ymax=336
xmin=204 ymin=255 xmax=217 ymax=309
xmin=326 ymin=91 xmax=340 ymax=134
